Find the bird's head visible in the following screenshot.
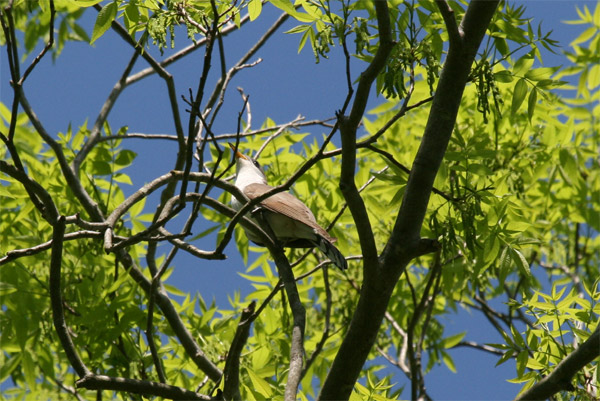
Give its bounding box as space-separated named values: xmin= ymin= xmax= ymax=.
xmin=228 ymin=143 xmax=267 ymax=186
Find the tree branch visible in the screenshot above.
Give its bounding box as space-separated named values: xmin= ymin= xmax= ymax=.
xmin=382 ymin=0 xmax=499 ymax=267
xmin=320 ymin=2 xmax=500 ymax=399
xmin=76 ymin=374 xmax=210 ymax=400
xmin=337 ymin=0 xmax=394 ymax=277
xmin=223 ymin=301 xmax=256 ymax=401
xmin=49 ymin=216 xmax=91 ymax=378
xmin=434 ymin=0 xmax=461 ymax=46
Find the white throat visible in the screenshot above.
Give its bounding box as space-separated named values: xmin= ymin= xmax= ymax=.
xmin=234 ymin=158 xmax=268 ymax=191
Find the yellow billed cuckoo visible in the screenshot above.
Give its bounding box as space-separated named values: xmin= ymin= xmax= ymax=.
xmin=229 ymin=143 xmax=347 ymax=270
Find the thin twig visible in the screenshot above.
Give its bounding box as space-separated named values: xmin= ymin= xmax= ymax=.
xmin=19 ymin=0 xmax=55 ymax=85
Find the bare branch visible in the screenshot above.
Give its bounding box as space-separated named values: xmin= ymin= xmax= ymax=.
xmin=19 ymin=0 xmax=55 ymax=84
xmin=455 ymin=341 xmax=504 ymax=356
xmin=204 ymin=10 xmax=291 ymax=114
xmin=302 ymin=265 xmax=333 ymax=379
xmin=73 ymin=50 xmax=141 ymax=172
xmin=18 ymin=91 xmax=105 ymax=221
xmin=0 ymin=230 xmax=101 ymax=265
xmin=125 ymin=16 xmax=252 ymax=86
xmin=76 ymin=374 xmax=211 ymax=400
xmin=112 ymin=246 xmax=223 ymax=382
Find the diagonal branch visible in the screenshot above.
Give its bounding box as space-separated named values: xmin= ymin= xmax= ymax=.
xmin=434 ymin=0 xmax=461 ymax=46
xmin=223 ymin=301 xmax=256 ymax=401
xmin=514 ymin=326 xmax=600 ymax=401
xmin=382 ymin=0 xmax=499 ymax=269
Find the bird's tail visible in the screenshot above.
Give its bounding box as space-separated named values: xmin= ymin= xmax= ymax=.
xmin=313 ymin=235 xmax=348 ymax=270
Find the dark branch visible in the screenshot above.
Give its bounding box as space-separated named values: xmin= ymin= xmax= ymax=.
xmin=76 ymin=374 xmax=210 ymax=400
xmin=49 ymin=216 xmax=91 ymax=378
xmin=514 ymin=326 xmax=600 ymax=401
xmin=337 ymin=0 xmax=395 ymax=277
xmin=434 ymin=0 xmax=461 ymax=46
xmin=223 ymin=301 xmax=256 ymax=401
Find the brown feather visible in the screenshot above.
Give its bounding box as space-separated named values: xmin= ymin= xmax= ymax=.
xmin=243 ymin=183 xmax=336 ymax=243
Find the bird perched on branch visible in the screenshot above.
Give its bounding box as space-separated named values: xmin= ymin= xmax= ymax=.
xmin=229 ymin=143 xmax=347 ymax=270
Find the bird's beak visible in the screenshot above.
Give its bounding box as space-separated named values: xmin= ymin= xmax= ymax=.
xmin=228 ymin=143 xmax=247 ymax=160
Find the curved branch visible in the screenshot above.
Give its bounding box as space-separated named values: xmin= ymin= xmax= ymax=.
xmin=0 ymin=160 xmax=59 ymax=223
xmin=18 ymin=91 xmax=105 ymax=221
xmin=337 ymin=0 xmax=395 ymax=277
xmin=112 ymin=246 xmax=223 ymax=382
xmin=19 ymin=0 xmax=55 ymax=84
xmin=49 ymin=216 xmax=91 ymax=378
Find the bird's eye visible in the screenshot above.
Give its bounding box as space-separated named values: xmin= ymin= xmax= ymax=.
xmin=252 ymin=160 xmax=261 ymax=169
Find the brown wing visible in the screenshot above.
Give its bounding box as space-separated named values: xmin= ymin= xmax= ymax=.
xmin=243 ymin=183 xmax=336 ymax=243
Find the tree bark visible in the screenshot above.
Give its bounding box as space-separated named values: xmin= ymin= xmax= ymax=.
xmin=318 ymin=1 xmax=500 ymax=399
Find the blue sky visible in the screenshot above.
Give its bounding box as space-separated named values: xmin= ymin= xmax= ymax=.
xmin=1 ymin=1 xmax=595 ymax=399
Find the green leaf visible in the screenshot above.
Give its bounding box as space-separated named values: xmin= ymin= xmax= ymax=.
xmin=268 ymin=0 xmax=296 ymax=15
xmin=297 ymin=26 xmax=314 ymax=54
xmin=516 ymin=350 xmax=528 ymax=378
xmin=248 ymin=0 xmax=262 ymax=21
xmin=115 ymin=149 xmax=137 ymax=166
xmin=269 ymin=0 xmax=314 ymax=22
xmin=525 ymin=67 xmax=558 ymax=81
xmin=0 ymin=354 xmax=21 ymax=382
xmin=511 ymin=248 xmax=531 ymax=277
xmin=527 ymin=88 xmax=537 ymax=122
xmin=247 ymin=368 xmax=273 ymax=398
xmin=442 ymin=350 xmax=457 ymax=373
xmin=494 ymin=70 xmax=514 ymax=83
xmin=511 ymin=78 xmax=528 ymax=115
xmin=73 ymin=0 xmax=105 ymax=5
xmin=442 ymin=332 xmax=466 ymax=349
xmin=570 ymin=26 xmax=597 ymax=46
xmin=513 ymin=55 xmax=534 ymax=77
xmin=91 ymin=1 xmax=117 ymax=44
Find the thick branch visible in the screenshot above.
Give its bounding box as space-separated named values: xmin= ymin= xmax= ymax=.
xmin=320 ymin=2 xmax=500 ymax=399
xmin=514 ymin=326 xmax=599 ymax=401
xmin=383 ymin=0 xmax=499 ymax=267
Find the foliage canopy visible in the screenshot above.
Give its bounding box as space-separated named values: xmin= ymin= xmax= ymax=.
xmin=1 ymin=0 xmax=598 ymax=400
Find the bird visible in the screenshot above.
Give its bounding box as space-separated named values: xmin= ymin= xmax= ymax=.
xmin=228 ymin=143 xmax=347 ymax=270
